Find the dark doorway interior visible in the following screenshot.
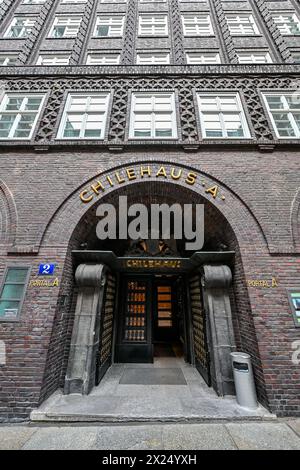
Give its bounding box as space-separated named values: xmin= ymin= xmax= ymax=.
xmin=115 ymin=274 xmax=188 ymax=364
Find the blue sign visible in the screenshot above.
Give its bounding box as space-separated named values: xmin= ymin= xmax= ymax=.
xmin=38 ymin=264 xmax=55 ymax=276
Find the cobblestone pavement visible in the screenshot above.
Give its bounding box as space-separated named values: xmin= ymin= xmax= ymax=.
xmin=0 ymin=420 xmax=299 ymax=450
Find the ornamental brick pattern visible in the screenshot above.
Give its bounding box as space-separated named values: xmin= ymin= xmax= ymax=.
xmin=208 ymin=0 xmax=239 ymax=64
xmin=16 ymin=0 xmax=58 ymax=66
xmin=169 ymin=0 xmax=185 ymax=64
xmin=2 ymin=71 xmax=295 ymax=145
xmin=121 ymin=0 xmax=137 ymax=65
xmin=0 ymin=0 xmax=14 ymax=25
xmin=254 ymin=0 xmax=293 ymax=63
xmin=69 ymin=0 xmax=97 ymax=66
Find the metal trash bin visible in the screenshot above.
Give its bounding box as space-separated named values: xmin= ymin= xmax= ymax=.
xmin=231 ymin=352 xmax=258 ymax=410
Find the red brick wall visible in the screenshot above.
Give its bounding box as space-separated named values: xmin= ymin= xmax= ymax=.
xmin=0 ymin=148 xmax=299 ymax=420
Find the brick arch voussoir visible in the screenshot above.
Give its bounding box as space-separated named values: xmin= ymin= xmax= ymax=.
xmin=39 ymin=160 xmax=269 ymax=253
xmin=0 ymin=179 xmax=18 ymax=249
xmin=291 ymin=187 xmax=300 ymax=251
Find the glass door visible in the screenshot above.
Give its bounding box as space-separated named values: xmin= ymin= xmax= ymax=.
xmin=115 ymin=276 xmax=153 ymax=363
xmin=123 ymin=280 xmax=147 ymax=343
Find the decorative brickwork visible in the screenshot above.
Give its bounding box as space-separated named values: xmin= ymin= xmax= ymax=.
xmin=16 ymin=0 xmax=58 ymax=66
xmin=291 ymin=188 xmax=300 ymax=251
xmin=0 ymin=179 xmax=17 ymax=248
xmin=3 ymin=73 xmax=291 ymax=144
xmin=69 ymin=0 xmax=97 ymax=66
xmin=208 ymin=0 xmax=239 ymax=64
xmin=0 ymin=0 xmax=14 ymax=25
xmin=254 ymin=0 xmax=293 ymax=63
xmin=169 ymin=0 xmax=185 ymax=64
xmin=121 ymin=0 xmax=137 ymax=65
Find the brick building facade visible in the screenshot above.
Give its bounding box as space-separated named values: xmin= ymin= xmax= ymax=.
xmin=0 ymin=0 xmax=300 ymax=421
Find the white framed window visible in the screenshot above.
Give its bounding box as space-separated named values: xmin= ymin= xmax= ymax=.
xmin=49 ymin=17 xmax=82 ymax=38
xmin=0 ymin=267 xmax=31 ymax=321
xmin=226 ymin=14 xmax=260 ymax=35
xmin=36 ymin=55 xmax=70 ymax=65
xmin=237 ymin=51 xmax=273 ymax=64
xmin=57 ymin=93 xmax=111 ymax=139
xmin=4 ymin=17 xmax=36 ymax=38
xmin=0 ymin=55 xmax=18 ymax=66
xmin=138 ymin=15 xmax=168 ymax=36
xmin=271 ymin=13 xmax=300 ymax=35
xmin=86 ymin=53 xmax=120 ymax=65
xmin=94 ymin=16 xmax=125 ymax=37
xmin=186 ymin=52 xmax=220 ymax=64
xmin=197 ymin=93 xmax=251 ymax=139
xmin=181 ymin=14 xmax=214 ymax=36
xmin=136 ymin=53 xmax=170 ymax=64
xmin=262 ymin=93 xmax=300 ymax=139
xmin=0 ymin=94 xmax=45 ymax=140
xmin=129 ymin=93 xmax=177 ymax=139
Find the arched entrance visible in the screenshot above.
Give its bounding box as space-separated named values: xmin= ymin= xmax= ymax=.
xmin=34 ymin=161 xmax=269 ymax=420
xmin=62 ymin=181 xmax=243 ymax=400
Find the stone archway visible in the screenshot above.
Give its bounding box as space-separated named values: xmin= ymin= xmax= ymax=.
xmin=39 ymin=162 xmax=269 ymax=408
xmin=40 ymin=161 xmax=268 ymax=251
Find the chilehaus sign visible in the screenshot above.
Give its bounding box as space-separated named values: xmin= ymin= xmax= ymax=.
xmin=79 ymin=164 xmax=226 ymax=204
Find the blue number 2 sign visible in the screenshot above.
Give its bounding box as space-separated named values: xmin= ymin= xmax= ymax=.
xmin=38 ymin=264 xmax=55 ymax=276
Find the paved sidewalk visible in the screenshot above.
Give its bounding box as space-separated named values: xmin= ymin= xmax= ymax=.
xmin=0 ymin=420 xmax=300 ymax=450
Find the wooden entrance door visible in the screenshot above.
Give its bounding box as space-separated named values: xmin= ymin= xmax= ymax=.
xmin=189 ymin=273 xmax=211 ymax=385
xmin=96 ymin=272 xmax=116 ymax=384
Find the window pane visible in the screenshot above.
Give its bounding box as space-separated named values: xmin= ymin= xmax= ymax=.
xmin=293 ymin=113 xmax=300 ymax=132
xmin=0 ymin=115 xmax=15 ymax=138
xmin=1 ymin=284 xmax=24 ymax=300
xmin=6 ymin=98 xmax=23 ymax=111
xmin=6 ymin=268 xmax=28 ymax=283
xmin=134 ymin=130 xmax=151 ymax=137
xmin=272 ymin=113 xmax=295 ymax=137
xmin=63 ymin=116 xmax=82 ymax=137
xmin=0 ymin=301 xmax=20 ymax=318
xmin=266 ymin=96 xmax=284 ymax=110
xmin=59 ymin=93 xmax=110 ymax=139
